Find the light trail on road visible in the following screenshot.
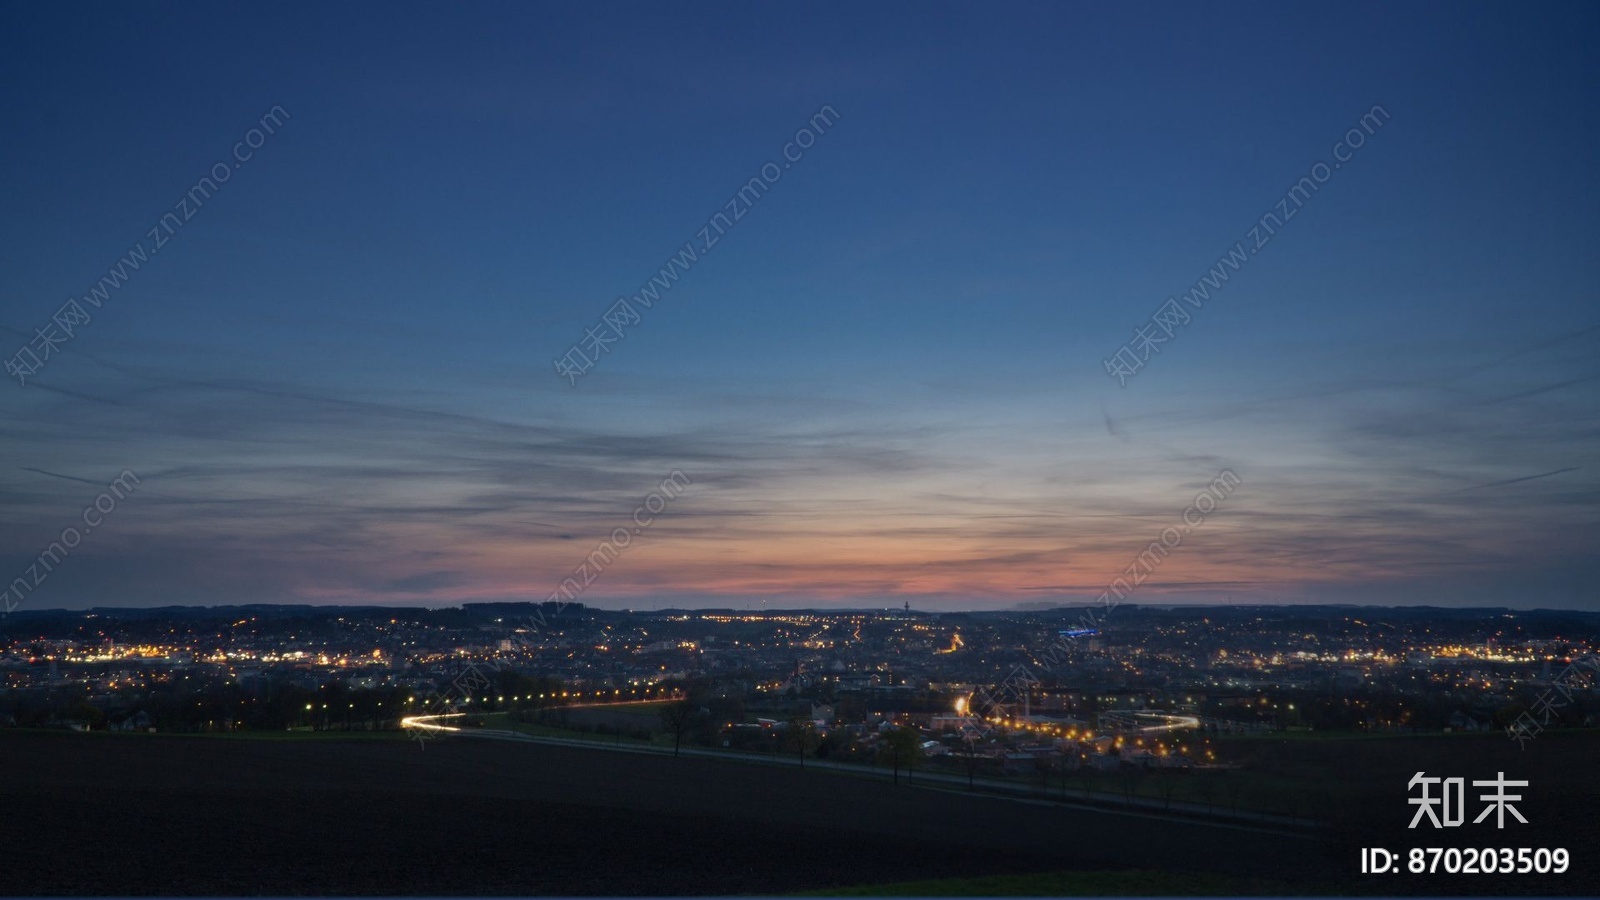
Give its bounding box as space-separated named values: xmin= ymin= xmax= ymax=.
xmin=400 ymin=712 xmax=465 ymax=734
xmin=401 ymin=696 xmax=684 ymax=736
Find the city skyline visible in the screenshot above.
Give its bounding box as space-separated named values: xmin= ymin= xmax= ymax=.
xmin=2 ymin=2 xmax=1597 ymax=612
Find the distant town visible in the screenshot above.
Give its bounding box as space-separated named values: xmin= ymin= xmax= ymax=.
xmin=4 ymin=603 xmax=1596 ymax=782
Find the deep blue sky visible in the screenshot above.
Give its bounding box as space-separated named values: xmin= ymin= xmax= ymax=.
xmin=2 ymin=1 xmax=1596 ymax=611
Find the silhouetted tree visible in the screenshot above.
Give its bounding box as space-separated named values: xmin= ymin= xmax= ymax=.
xmin=785 ymin=716 xmax=818 ymax=769
xmin=879 ymin=726 xmax=923 ymax=785
xmin=659 ymin=700 xmax=698 ymax=757
xmin=960 ymin=732 xmax=985 ymax=788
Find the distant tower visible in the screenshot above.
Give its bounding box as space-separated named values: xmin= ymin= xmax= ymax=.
xmin=904 ymin=601 xmax=910 ymax=613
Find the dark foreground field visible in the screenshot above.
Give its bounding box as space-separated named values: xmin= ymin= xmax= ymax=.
xmin=3 ymin=730 xmax=1595 ymax=896
xmin=0 ymin=730 xmax=1336 ymax=896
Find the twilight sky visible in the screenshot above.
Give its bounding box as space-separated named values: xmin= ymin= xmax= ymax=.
xmin=1 ymin=1 xmax=1597 ymax=612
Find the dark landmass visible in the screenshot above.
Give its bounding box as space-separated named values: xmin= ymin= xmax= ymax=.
xmin=2 ymin=730 xmax=1335 ymax=896
xmin=4 ymin=728 xmax=1598 ymax=895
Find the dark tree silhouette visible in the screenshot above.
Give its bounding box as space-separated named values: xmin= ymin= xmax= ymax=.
xmin=658 ymin=700 xmax=698 ymax=757
xmin=879 ymin=725 xmax=923 ymax=785
xmin=785 ymin=716 xmax=818 ymax=769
